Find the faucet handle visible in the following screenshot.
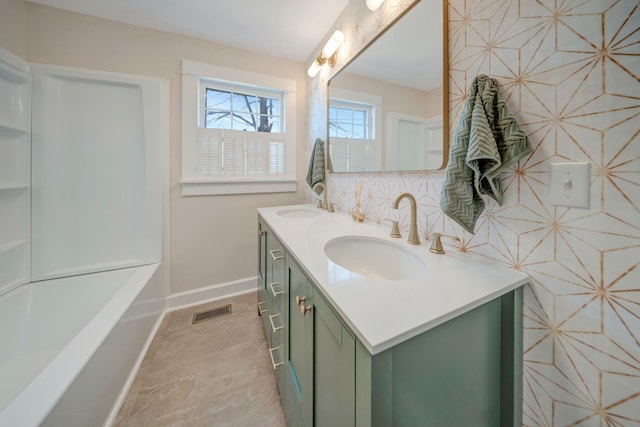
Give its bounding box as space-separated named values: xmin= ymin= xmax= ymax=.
xmin=390 ymin=220 xmax=401 ymax=238
xmin=316 ymin=199 xmax=324 ymax=209
xmin=381 ymin=218 xmax=401 ymax=238
xmin=429 ymin=233 xmax=460 ymax=254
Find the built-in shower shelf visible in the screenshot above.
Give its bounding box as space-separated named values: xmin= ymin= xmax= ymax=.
xmin=0 ymin=240 xmax=28 ymax=254
xmin=0 ymin=48 xmax=31 ymax=294
xmin=0 ymin=123 xmax=29 ymax=135
xmin=0 ymin=60 xmax=30 ymax=84
xmin=0 ymin=184 xmax=29 ymax=191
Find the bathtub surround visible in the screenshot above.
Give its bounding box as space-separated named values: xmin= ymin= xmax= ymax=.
xmin=0 ymin=43 xmax=168 ymax=424
xmin=30 ymin=64 xmax=164 ymax=281
xmin=308 ymin=0 xmax=640 ymax=425
xmin=21 ymin=2 xmax=308 ymax=296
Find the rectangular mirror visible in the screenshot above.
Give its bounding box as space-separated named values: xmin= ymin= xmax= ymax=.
xmin=328 ymin=0 xmax=447 ymax=173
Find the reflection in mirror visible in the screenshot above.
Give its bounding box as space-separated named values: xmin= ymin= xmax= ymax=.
xmin=328 ymin=0 xmax=447 ymax=173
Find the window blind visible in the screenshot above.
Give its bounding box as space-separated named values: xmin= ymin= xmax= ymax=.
xmin=197 ymin=128 xmax=285 ymax=178
xmin=329 ymin=137 xmax=375 ymax=172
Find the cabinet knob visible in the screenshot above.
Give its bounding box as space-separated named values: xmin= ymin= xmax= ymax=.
xmin=295 ymin=296 xmax=307 ymax=306
xmin=300 ymin=304 xmax=312 ymax=316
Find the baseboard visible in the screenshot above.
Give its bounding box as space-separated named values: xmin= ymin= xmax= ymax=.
xmin=165 ymin=276 xmax=257 ymax=312
xmin=104 ymin=308 xmax=166 ymax=427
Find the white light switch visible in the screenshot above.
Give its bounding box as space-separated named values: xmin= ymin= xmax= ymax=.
xmin=549 ymin=162 xmax=591 ymax=208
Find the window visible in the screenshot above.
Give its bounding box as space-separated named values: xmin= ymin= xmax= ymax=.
xmin=329 ymin=99 xmax=372 ymax=139
xmin=328 ymin=90 xmax=381 ymax=172
xmin=203 ymin=85 xmax=281 ymax=132
xmin=181 ymin=60 xmax=297 ymax=196
xmin=197 ymin=81 xmax=285 ymax=179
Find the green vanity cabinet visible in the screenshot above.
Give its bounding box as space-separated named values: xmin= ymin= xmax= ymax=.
xmin=257 ymin=215 xmax=522 ymax=427
xmin=286 ymin=255 xmax=356 ymax=427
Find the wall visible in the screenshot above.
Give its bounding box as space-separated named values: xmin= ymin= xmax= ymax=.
xmin=25 ymin=3 xmax=307 ymax=295
xmin=309 ymin=0 xmax=640 ymax=425
xmin=0 ymin=0 xmax=27 ymax=57
xmin=331 ymin=72 xmax=436 ymax=119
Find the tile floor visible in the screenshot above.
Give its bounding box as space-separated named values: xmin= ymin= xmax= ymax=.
xmin=113 ymin=292 xmax=287 ymax=427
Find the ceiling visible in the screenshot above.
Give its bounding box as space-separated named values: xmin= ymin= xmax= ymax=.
xmin=26 ymin=0 xmax=351 ymax=62
xmin=337 ymin=0 xmax=442 ymax=91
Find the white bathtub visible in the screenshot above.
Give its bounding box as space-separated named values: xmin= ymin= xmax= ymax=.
xmin=0 ymin=263 xmax=164 ymax=427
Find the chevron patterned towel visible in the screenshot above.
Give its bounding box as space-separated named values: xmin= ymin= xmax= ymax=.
xmin=440 ymin=75 xmax=531 ymax=233
xmin=306 ymin=138 xmax=326 ymax=194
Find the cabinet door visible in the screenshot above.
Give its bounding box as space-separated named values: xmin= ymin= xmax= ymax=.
xmin=314 ymin=292 xmax=356 ymax=427
xmin=257 ymin=219 xmax=272 ymax=345
xmin=257 ymin=219 xmax=269 ymax=325
xmin=287 ymin=260 xmax=313 ymax=427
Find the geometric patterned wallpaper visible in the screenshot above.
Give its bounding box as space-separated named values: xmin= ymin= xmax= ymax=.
xmin=307 ymin=0 xmax=640 ymax=425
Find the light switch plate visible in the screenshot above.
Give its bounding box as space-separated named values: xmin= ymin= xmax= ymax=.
xmin=549 ymin=162 xmax=591 ymax=208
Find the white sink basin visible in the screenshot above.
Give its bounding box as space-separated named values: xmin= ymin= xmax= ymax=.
xmin=324 ymin=236 xmax=427 ymax=280
xmin=276 ymin=208 xmax=321 ymax=218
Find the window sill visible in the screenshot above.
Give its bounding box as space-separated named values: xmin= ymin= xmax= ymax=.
xmin=180 ymin=179 xmax=297 ymax=196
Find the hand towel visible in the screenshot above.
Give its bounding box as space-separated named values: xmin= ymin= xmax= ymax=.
xmin=306 ymin=138 xmax=326 ymax=194
xmin=440 ymin=75 xmax=531 ymax=233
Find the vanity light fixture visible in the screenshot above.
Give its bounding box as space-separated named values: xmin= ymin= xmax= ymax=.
xmin=307 ymin=30 xmax=344 ymax=78
xmin=366 ymin=0 xmax=384 ymax=11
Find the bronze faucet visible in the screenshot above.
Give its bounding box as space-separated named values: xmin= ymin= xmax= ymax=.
xmin=391 ymin=192 xmax=420 ymax=245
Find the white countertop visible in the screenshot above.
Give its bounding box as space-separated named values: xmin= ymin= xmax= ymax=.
xmin=258 ymin=204 xmax=530 ymax=355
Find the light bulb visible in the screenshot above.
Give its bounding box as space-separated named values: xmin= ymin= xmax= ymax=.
xmin=307 ymin=60 xmax=322 ymax=78
xmin=321 ymin=30 xmax=344 ymax=59
xmin=366 ymin=0 xmax=384 ymax=11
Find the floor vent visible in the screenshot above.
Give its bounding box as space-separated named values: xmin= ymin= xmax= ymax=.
xmin=192 ymin=304 xmax=232 ymax=325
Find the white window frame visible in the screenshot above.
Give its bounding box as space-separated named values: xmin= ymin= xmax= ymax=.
xmin=181 ymin=60 xmax=297 ymax=196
